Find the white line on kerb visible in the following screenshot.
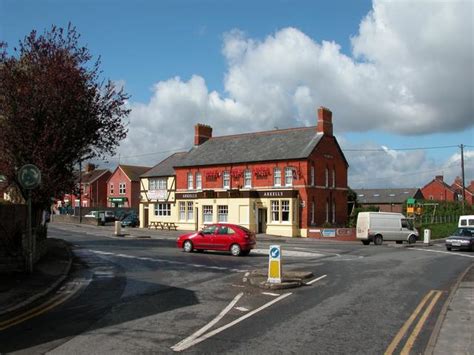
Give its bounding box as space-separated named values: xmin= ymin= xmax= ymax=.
xmin=262 ymin=292 xmax=280 ymax=297
xmin=171 ymin=292 xmax=243 ymax=352
xmin=410 ymin=248 xmax=474 ymax=258
xmin=172 ymin=292 xmax=292 ymax=352
xmin=306 ymin=274 xmax=328 ymax=285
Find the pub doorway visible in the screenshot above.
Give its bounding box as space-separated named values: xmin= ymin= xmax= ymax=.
xmin=257 ymin=208 xmax=267 ymax=233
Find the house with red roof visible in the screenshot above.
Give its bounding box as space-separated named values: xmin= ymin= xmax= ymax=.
xmin=421 ymin=175 xmax=459 ymax=203
xmin=451 ymin=176 xmax=474 ymax=205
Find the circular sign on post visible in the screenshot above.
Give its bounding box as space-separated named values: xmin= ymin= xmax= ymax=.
xmin=18 ymin=164 xmax=41 ymax=190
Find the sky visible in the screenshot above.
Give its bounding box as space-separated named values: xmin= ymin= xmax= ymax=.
xmin=1 ymin=0 xmax=473 ymax=189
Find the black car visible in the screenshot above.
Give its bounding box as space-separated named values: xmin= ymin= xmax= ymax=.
xmin=121 ymin=214 xmax=139 ymax=228
xmin=445 ymin=228 xmax=474 ymax=251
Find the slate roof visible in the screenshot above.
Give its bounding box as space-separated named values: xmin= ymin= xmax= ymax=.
xmin=119 ymin=165 xmax=151 ymax=181
xmin=175 ymin=127 xmax=327 ymax=167
xmin=78 ymin=169 xmax=110 ymax=184
xmin=354 ymin=188 xmax=424 ymax=204
xmin=141 ymin=152 xmax=188 ymax=178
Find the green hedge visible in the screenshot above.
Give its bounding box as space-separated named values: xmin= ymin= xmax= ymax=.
xmin=419 ymin=223 xmax=457 ymax=240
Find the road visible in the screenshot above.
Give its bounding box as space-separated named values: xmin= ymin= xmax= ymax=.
xmin=0 ymin=223 xmax=472 ymax=354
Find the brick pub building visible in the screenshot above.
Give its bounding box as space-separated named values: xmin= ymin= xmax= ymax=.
xmin=141 ymin=107 xmax=348 ymax=237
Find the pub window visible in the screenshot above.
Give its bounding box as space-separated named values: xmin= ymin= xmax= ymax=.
xmin=187 ymin=172 xmax=193 ymax=190
xmin=274 ymin=168 xmax=281 ymax=187
xmin=271 ymin=200 xmax=280 ymax=222
xmin=196 ymin=172 xmax=202 ymax=190
xmin=332 ymin=199 xmax=336 ymax=223
xmin=187 ymin=201 xmax=194 ymax=220
xmin=285 ymin=167 xmax=293 ymax=187
xmin=150 ymin=178 xmax=167 ymax=190
xmin=119 ymin=182 xmax=126 ymax=194
xmin=223 ymin=171 xmax=230 ymax=189
xmin=244 ymin=170 xmax=252 ymax=188
xmin=218 ymin=205 xmax=228 ymax=222
xmin=281 ymin=200 xmax=290 ymax=222
xmin=332 ymin=169 xmax=336 ymax=188
xmin=326 ymin=199 xmax=329 ymax=222
xmin=311 ymin=165 xmax=315 ymax=186
xmin=154 ymin=203 xmax=171 ymax=216
xmin=110 ymin=183 xmax=114 ymax=194
xmin=179 ymin=201 xmax=186 ymax=221
xmin=311 ymin=201 xmax=315 ymax=225
xmin=203 ymin=205 xmax=213 ymax=223
xmin=325 ymin=168 xmax=329 ymax=188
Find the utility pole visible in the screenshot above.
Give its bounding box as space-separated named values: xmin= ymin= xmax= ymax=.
xmin=79 ymin=159 xmax=82 ymax=223
xmin=461 ymin=144 xmax=465 ymax=213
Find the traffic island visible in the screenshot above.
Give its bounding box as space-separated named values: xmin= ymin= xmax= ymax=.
xmin=243 ymin=270 xmax=314 ymax=290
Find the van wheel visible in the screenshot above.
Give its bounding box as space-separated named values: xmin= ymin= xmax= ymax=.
xmin=446 ymin=246 xmax=452 ymax=251
xmin=362 ymin=240 xmax=370 ymax=245
xmin=408 ymin=235 xmax=417 ymax=244
xmin=374 ymin=235 xmax=383 ymax=245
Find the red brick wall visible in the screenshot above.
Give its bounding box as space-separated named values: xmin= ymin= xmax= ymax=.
xmin=107 ymin=168 xmax=138 ymax=208
xmin=174 ymin=135 xmax=348 ymax=228
xmin=421 ymin=181 xmax=457 ymax=202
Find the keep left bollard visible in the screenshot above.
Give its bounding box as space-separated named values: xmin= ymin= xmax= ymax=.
xmin=115 ymin=221 xmax=122 ymax=236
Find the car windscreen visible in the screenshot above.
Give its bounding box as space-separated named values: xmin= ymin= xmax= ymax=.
xmin=453 ymin=228 xmax=474 ymax=237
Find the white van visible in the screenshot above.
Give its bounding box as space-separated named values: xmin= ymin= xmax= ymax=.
xmin=458 ymin=215 xmax=474 ymax=228
xmin=356 ymin=212 xmax=418 ymax=245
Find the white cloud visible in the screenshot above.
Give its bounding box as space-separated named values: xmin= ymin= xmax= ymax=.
xmin=113 ymin=0 xmax=473 ymax=187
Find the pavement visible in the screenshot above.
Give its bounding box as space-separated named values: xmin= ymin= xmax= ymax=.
xmin=0 ymin=222 xmax=471 ymax=354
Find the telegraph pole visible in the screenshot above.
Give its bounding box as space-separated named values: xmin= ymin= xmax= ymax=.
xmin=79 ymin=159 xmax=82 ymax=223
xmin=461 ymin=144 xmax=465 ymax=213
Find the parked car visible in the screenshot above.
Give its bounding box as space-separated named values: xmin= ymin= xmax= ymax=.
xmin=176 ymin=223 xmax=256 ymax=256
xmin=356 ymin=212 xmax=418 ymax=245
xmin=445 ymin=228 xmax=474 ymax=251
xmin=121 ymin=214 xmax=139 ymax=228
xmin=84 ymin=210 xmax=115 ymax=222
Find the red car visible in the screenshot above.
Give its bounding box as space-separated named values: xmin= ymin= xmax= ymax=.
xmin=176 ymin=223 xmax=256 ymax=256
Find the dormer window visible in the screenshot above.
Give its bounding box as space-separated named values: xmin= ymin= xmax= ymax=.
xmin=223 ymin=171 xmax=230 ymax=189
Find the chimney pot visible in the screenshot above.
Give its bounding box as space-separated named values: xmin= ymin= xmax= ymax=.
xmin=194 ymin=123 xmax=213 ymax=145
xmin=435 ymin=175 xmax=444 ymax=182
xmin=317 ymin=106 xmax=333 ymax=136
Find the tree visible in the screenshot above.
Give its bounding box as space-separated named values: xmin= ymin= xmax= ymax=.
xmin=0 ymin=24 xmax=129 ymax=207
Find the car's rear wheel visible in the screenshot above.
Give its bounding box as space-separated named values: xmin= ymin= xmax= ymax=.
xmin=374 ymin=235 xmax=383 ymax=246
xmin=362 ymin=240 xmax=370 ymax=245
xmin=408 ymin=235 xmax=417 ymax=244
xmin=230 ymin=244 xmax=242 ymax=256
xmin=446 ymin=246 xmax=452 ymax=251
xmin=183 ymin=240 xmax=193 ymax=253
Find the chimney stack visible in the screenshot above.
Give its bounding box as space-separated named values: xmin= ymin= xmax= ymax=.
xmin=85 ymin=163 xmax=96 ymax=172
xmin=317 ymin=106 xmax=333 ymax=136
xmin=435 ymin=175 xmax=444 ymax=182
xmin=194 ymin=123 xmax=213 ymax=145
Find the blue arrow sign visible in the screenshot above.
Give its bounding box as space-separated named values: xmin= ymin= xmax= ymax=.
xmin=270 ymin=247 xmax=280 ymax=258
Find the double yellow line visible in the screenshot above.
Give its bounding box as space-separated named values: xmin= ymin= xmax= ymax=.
xmin=385 ymin=290 xmax=442 ymax=355
xmin=0 ymin=284 xmax=79 ymax=331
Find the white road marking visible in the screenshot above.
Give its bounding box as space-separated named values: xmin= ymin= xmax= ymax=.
xmin=235 ymin=307 xmax=249 ymax=312
xmin=262 ymin=292 xmax=280 ymax=297
xmin=88 ymin=250 xmax=248 ymax=272
xmin=171 ymin=292 xmax=243 ymax=351
xmin=172 ymin=292 xmax=292 ymax=352
xmin=410 ymin=248 xmax=474 ymax=258
xmin=306 ymin=274 xmax=327 ymax=285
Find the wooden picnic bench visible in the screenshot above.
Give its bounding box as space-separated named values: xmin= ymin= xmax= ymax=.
xmin=161 ymin=222 xmax=178 ymax=231
xmin=148 ymin=221 xmax=162 ymax=229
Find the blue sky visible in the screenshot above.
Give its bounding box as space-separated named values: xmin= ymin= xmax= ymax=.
xmin=1 ymin=0 xmax=473 ymax=188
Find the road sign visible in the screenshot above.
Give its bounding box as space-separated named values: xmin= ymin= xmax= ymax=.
xmin=18 ymin=164 xmax=41 ymax=190
xmin=268 ymin=245 xmax=282 ymax=284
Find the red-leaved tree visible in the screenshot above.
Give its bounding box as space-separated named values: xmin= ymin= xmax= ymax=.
xmin=0 ymin=24 xmax=130 ymax=207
